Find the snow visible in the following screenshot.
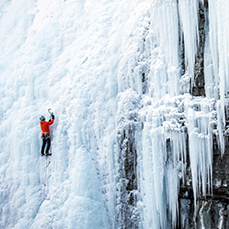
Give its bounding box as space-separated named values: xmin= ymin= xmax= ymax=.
xmin=1 ymin=0 xmax=229 ymax=228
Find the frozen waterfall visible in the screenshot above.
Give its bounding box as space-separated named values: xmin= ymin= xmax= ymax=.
xmin=1 ymin=0 xmax=229 ymax=228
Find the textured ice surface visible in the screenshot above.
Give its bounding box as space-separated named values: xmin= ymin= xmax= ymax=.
xmin=1 ymin=0 xmax=229 ymax=228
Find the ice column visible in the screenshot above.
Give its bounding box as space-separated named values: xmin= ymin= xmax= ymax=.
xmin=205 ymin=0 xmax=219 ymax=99
xmin=208 ymin=0 xmax=229 ymax=154
xmin=179 ymin=0 xmax=199 ymax=87
xmin=186 ymin=99 xmax=214 ymax=206
xmin=141 ymin=96 xmax=188 ymax=229
xmin=151 ymin=0 xmax=180 ymax=97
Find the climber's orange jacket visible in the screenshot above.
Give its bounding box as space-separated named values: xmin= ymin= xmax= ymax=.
xmin=40 ymin=119 xmax=54 ymax=133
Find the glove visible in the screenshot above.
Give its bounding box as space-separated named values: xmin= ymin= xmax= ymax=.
xmin=51 ymin=114 xmax=55 ymax=119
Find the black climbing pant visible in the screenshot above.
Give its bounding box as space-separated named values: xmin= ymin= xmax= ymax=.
xmin=41 ymin=134 xmax=51 ymax=155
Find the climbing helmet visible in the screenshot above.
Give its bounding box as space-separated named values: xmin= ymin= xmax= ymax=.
xmin=40 ymin=115 xmax=45 ymax=121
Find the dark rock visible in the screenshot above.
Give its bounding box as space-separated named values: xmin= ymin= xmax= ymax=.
xmin=192 ymin=1 xmax=206 ymax=96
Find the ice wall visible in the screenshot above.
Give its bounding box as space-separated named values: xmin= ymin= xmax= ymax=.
xmin=0 ymin=0 xmax=121 ymax=228
xmin=1 ymin=0 xmax=229 ymax=228
xmin=117 ymin=0 xmax=229 ymax=228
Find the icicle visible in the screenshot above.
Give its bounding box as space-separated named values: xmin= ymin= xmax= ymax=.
xmin=208 ymin=0 xmax=229 ymax=155
xmin=151 ymin=0 xmax=180 ymax=97
xmin=208 ymin=0 xmax=219 ymax=99
xmin=216 ymin=101 xmax=225 ymax=155
xmin=204 ymin=29 xmax=216 ymax=99
xmin=184 ymin=98 xmax=214 ymax=209
xmin=178 ymin=0 xmax=199 ymax=87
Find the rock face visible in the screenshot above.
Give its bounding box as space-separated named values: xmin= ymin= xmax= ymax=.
xmin=178 ymin=1 xmax=229 ymax=228
xmin=116 ymin=125 xmax=139 ymax=229
xmin=192 ymin=0 xmax=206 ymax=97
xmin=178 ymin=136 xmax=229 ymax=229
xmin=116 ymin=90 xmax=141 ymax=229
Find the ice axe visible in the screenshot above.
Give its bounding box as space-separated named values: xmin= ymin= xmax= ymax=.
xmin=48 ymin=108 xmax=54 ymax=120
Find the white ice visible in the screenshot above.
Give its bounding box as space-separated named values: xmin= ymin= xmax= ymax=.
xmin=1 ymin=0 xmax=229 ymax=228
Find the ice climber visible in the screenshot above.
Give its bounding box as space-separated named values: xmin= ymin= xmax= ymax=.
xmin=40 ymin=114 xmax=55 ymax=156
